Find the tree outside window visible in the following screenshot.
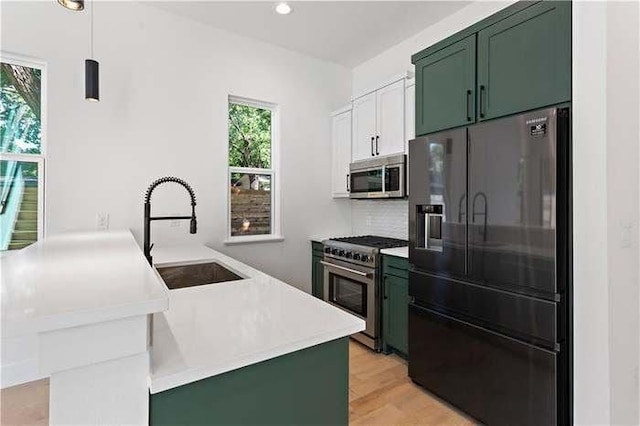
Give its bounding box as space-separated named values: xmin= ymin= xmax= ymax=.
xmin=228 ymin=98 xmax=277 ymax=238
xmin=1 ymin=57 xmax=45 ymax=251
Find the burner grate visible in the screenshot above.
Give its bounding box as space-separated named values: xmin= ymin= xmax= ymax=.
xmin=329 ymin=235 xmax=407 ymax=249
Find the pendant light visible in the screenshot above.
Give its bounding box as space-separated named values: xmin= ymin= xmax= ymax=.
xmin=85 ymin=0 xmax=99 ymax=101
xmin=57 ymin=0 xmax=84 ymax=11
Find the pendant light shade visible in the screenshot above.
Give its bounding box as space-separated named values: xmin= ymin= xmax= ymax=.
xmin=57 ymin=0 xmax=84 ymax=11
xmin=85 ymin=59 xmax=99 ymax=101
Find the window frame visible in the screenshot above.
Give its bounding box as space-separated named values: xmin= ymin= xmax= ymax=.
xmin=1 ymin=53 xmax=47 ymax=248
xmin=225 ymin=95 xmax=282 ymax=244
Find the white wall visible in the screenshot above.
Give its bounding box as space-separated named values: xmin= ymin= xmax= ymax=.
xmin=573 ymin=2 xmax=640 ymax=424
xmin=0 ymin=1 xmax=353 ymax=292
xmin=351 ymin=1 xmax=640 ymax=424
xmin=572 ymin=2 xmax=611 ymax=423
xmin=605 ymin=1 xmax=639 ymax=424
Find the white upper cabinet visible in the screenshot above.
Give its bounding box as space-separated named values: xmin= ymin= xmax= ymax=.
xmin=375 ymin=79 xmax=406 ymax=157
xmin=331 ymin=107 xmax=352 ymax=198
xmin=351 ymin=92 xmax=377 ymax=161
xmin=351 ymin=78 xmax=407 ymax=161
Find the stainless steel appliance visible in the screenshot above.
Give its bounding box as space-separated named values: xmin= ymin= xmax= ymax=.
xmin=408 ymin=107 xmax=571 ymax=425
xmin=322 ymin=236 xmax=408 ymax=350
xmin=349 ymin=154 xmax=406 ymax=199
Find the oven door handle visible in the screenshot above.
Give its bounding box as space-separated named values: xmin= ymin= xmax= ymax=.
xmin=320 ymin=261 xmax=370 ymax=277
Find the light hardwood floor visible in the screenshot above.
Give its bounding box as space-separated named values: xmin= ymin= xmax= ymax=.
xmin=1 ymin=340 xmax=472 ymax=425
xmin=0 ymin=378 xmax=49 ymax=426
xmin=349 ymin=340 xmax=474 ymax=425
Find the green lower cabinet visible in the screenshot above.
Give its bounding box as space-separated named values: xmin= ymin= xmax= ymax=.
xmin=383 ymin=274 xmax=409 ymax=356
xmin=382 ymin=255 xmax=409 ymax=357
xmin=311 ymin=241 xmax=324 ymax=299
xmin=150 ymin=337 xmax=349 ymax=426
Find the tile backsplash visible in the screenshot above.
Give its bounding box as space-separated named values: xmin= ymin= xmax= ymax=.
xmin=351 ymin=200 xmax=409 ymax=240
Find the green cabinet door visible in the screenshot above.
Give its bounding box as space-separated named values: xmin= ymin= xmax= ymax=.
xmin=383 ymin=274 xmax=409 ymax=356
xmin=311 ymin=242 xmax=324 ymax=299
xmin=477 ymin=1 xmax=571 ymax=121
xmin=415 ymin=34 xmax=476 ymax=136
xmin=312 ymin=254 xmax=324 ymax=299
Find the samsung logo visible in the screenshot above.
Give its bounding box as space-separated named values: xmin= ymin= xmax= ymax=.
xmin=526 ymin=117 xmax=548 ymax=125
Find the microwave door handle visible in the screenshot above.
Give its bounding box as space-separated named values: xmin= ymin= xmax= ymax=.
xmin=382 ymin=165 xmax=386 ymax=193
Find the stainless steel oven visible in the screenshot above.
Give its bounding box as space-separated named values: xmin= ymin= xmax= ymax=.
xmin=322 ymin=257 xmax=378 ymax=349
xmin=349 ymin=154 xmax=406 ymax=199
xmin=321 ymin=236 xmax=408 ymax=351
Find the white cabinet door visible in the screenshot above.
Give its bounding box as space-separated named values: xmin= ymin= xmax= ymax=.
xmin=351 ymin=92 xmax=376 ymax=161
xmin=331 ymin=110 xmax=352 ymax=198
xmin=375 ymin=79 xmax=405 ymax=157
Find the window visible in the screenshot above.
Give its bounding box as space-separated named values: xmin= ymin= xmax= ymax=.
xmin=0 ymin=55 xmax=46 ymax=251
xmin=227 ymin=96 xmax=280 ymax=242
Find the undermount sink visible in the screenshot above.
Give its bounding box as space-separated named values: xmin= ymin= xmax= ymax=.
xmin=156 ymin=262 xmax=244 ymax=290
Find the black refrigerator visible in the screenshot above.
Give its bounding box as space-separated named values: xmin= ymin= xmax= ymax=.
xmin=408 ymin=106 xmax=571 ymax=426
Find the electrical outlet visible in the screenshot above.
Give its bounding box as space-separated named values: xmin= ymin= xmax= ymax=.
xmin=620 ymin=222 xmax=634 ymax=248
xmin=97 ymin=212 xmax=110 ymax=230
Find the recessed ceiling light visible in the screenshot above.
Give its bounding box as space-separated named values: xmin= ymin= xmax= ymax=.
xmin=275 ymin=2 xmax=292 ymax=15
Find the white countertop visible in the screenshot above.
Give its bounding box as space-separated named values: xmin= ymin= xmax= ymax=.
xmin=380 ymin=246 xmax=408 ymax=258
xmin=1 ymin=231 xmax=169 ymax=337
xmin=149 ymin=244 xmax=365 ymax=394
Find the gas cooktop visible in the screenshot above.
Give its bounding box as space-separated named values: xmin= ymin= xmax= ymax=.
xmin=327 ymin=235 xmax=408 ymax=250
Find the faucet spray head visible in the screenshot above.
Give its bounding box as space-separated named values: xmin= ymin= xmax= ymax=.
xmin=190 ymin=217 xmax=197 ymax=234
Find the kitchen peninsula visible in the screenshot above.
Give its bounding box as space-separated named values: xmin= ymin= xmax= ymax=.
xmin=1 ymin=231 xmax=364 ymax=425
xmin=149 ymin=244 xmax=364 ymax=425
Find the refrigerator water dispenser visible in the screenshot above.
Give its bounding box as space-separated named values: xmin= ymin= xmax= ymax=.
xmin=417 ymin=204 xmax=443 ymax=252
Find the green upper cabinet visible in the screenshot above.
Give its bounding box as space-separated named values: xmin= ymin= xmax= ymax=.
xmin=413 ymin=1 xmax=572 ymax=135
xmin=415 ymin=34 xmax=476 ymax=136
xmin=477 ymin=1 xmax=571 ymax=121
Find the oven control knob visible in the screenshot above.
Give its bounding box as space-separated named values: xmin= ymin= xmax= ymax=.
xmin=353 ymin=253 xmax=361 ymax=261
xmin=338 ymin=250 xmax=346 ymax=257
xmin=361 ymin=255 xmax=370 ymax=262
xmin=324 ymin=247 xmax=331 ymax=253
xmin=331 ymin=248 xmax=338 ymax=255
xmin=345 ymin=251 xmax=353 ymax=259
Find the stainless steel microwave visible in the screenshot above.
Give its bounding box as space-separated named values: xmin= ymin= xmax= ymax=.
xmin=349 ymin=154 xmax=406 ymax=199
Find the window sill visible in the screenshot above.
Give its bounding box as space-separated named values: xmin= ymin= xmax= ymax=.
xmin=223 ymin=235 xmax=285 ymax=245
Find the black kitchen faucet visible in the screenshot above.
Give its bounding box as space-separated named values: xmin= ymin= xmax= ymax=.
xmin=143 ymin=176 xmax=197 ymax=266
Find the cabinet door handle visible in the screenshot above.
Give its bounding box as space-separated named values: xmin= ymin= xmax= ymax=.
xmin=383 ymin=276 xmax=388 ymax=300
xmin=346 ymin=174 xmax=350 ymax=192
xmin=371 ymin=136 xmax=375 ymax=156
xmin=466 ymin=89 xmax=472 ymax=121
xmin=479 ymin=85 xmax=486 ymax=118
xmin=375 ymin=135 xmax=380 ymax=156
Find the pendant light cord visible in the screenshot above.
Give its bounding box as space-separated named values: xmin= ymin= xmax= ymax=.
xmin=90 ymin=0 xmax=94 ymax=58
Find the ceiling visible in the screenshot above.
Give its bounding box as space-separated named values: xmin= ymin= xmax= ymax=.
xmin=147 ymin=1 xmax=471 ymax=67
